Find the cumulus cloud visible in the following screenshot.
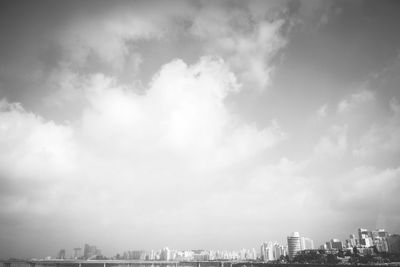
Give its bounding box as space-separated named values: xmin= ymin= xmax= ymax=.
xmin=313 ymin=124 xmax=348 ymax=157
xmin=0 ymin=100 xmax=75 ymax=180
xmin=79 ymin=57 xmax=283 ymax=165
xmin=337 ymin=90 xmax=375 ymax=113
xmin=56 ymin=0 xmax=289 ymax=90
xmin=58 ymin=12 xmax=160 ymax=70
xmin=1 ymin=0 xmax=400 ymax=257
xmin=0 ymin=57 xmax=285 ymax=253
xmin=0 ymin=1 xmax=292 ymax=253
xmin=190 ymin=1 xmax=287 ymax=90
xmin=0 ymin=99 xmax=76 ymax=224
xmin=286 ymin=0 xmax=343 ymax=31
xmin=329 ymin=165 xmax=400 ymax=231
xmin=55 ymin=1 xmax=195 ymax=71
xmin=44 ymin=0 xmax=289 ymax=114
xmin=353 ymin=98 xmax=400 ymax=164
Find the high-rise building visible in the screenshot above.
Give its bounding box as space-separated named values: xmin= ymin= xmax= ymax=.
xmin=345 ymin=237 xmax=357 ymax=249
xmin=359 ymin=228 xmax=373 ymax=247
xmin=331 ymin=239 xmax=343 ymax=250
xmin=73 ymin=248 xmax=81 ymax=259
xmin=300 ymin=237 xmax=314 ymax=250
xmin=372 ymin=229 xmax=388 ymax=239
xmin=325 ymin=241 xmax=332 ymax=250
xmin=387 ymin=235 xmax=400 ymax=254
xmin=57 ymin=249 xmax=66 ymax=259
xmin=376 ymin=239 xmax=389 ymax=253
xmin=148 ymin=250 xmax=155 ymax=260
xmin=358 ymin=228 xmax=373 ymax=247
xmin=123 ymin=250 xmax=146 ymax=260
xmin=273 ymin=244 xmax=287 ymax=259
xmin=250 ymin=248 xmax=257 ymax=260
xmin=260 ymin=242 xmax=275 ymax=261
xmin=160 ymin=247 xmax=171 ymax=261
xmin=358 ymin=228 xmax=369 ymax=240
xmin=371 ymin=229 xmax=389 ymax=252
xmin=84 ymin=244 xmax=101 ymax=259
xmin=192 ymin=250 xmax=209 ymax=261
xmin=347 ymin=234 xmax=358 ymax=247
xmin=287 ymin=232 xmax=301 ymax=261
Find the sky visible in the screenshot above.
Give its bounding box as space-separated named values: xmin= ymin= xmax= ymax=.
xmin=0 ymin=0 xmax=400 ymax=259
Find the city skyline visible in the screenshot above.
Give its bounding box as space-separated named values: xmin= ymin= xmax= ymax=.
xmin=1 ymin=0 xmax=400 ymax=260
xmin=17 ymin=227 xmax=399 ymax=260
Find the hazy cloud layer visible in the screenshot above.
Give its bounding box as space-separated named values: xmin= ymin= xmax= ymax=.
xmin=0 ymin=0 xmax=400 ymax=258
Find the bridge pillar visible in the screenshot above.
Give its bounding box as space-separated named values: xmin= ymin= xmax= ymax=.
xmin=197 ymin=262 xmax=200 ymax=267
xmin=175 ymin=262 xmax=178 ymax=267
xmin=104 ymin=263 xmax=106 ymax=267
xmin=79 ymin=263 xmax=81 ymax=267
xmin=29 ymin=263 xmax=35 ymax=267
xmin=4 ymin=263 xmax=11 ymax=267
xmin=220 ymin=262 xmax=224 ymax=267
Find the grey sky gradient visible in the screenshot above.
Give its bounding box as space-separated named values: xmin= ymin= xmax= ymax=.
xmin=0 ymin=0 xmax=400 ymax=259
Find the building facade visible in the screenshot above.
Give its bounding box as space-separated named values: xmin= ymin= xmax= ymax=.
xmin=287 ymin=232 xmax=301 ymax=261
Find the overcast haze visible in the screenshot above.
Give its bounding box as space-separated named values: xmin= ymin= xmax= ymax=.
xmin=1 ymin=0 xmax=400 ymax=259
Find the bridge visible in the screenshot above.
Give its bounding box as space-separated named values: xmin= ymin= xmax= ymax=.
xmin=0 ymin=260 xmax=240 ymax=267
xmin=1 ymin=260 xmax=399 ymax=267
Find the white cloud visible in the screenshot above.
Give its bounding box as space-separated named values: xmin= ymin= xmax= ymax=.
xmin=78 ymin=57 xmax=284 ymax=170
xmin=331 ymin=166 xmax=400 ymax=219
xmin=0 ymin=57 xmax=285 ymax=252
xmin=190 ymin=2 xmax=287 ymax=90
xmin=317 ymin=104 xmax=328 ymax=118
xmin=2 ymin=0 xmax=400 ymax=256
xmin=43 ymin=68 xmax=87 ymax=108
xmin=57 ymin=7 xmax=164 ymax=70
xmin=337 ymin=90 xmax=375 ymax=113
xmin=0 ymin=100 xmax=76 ymax=182
xmin=353 ymin=98 xmax=400 ymax=160
xmin=1 ymin=56 xmax=399 ymax=252
xmin=0 ymin=99 xmax=77 ymax=224
xmin=290 ymin=0 xmax=342 ymax=32
xmin=313 ymin=124 xmax=348 ymax=157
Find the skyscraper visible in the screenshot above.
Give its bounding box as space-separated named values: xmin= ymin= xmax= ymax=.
xmin=388 ymin=235 xmax=400 ymax=254
xmin=358 ymin=228 xmax=373 ymax=247
xmin=371 ymin=229 xmax=389 ymax=252
xmin=160 ymin=247 xmax=171 ymax=261
xmin=260 ymin=242 xmax=275 ymax=261
xmin=273 ymin=244 xmax=287 ymax=259
xmin=57 ymin=249 xmax=66 ymax=259
xmin=372 ymin=229 xmax=388 ymax=239
xmin=73 ymin=248 xmax=81 ymax=259
xmin=84 ymin=244 xmax=101 ymax=259
xmin=348 ymin=234 xmax=358 ymax=247
xmin=300 ymin=237 xmax=314 ymax=250
xmin=331 ymin=239 xmax=343 ymax=250
xmin=287 ymin=232 xmax=301 ymax=261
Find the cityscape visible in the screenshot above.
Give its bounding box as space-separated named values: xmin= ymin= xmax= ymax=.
xmin=1 ymin=1 xmax=400 ymax=266
xmin=35 ymin=228 xmax=399 ymax=264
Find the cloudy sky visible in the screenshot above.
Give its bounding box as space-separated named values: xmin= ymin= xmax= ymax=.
xmin=1 ymin=0 xmax=400 ymax=259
